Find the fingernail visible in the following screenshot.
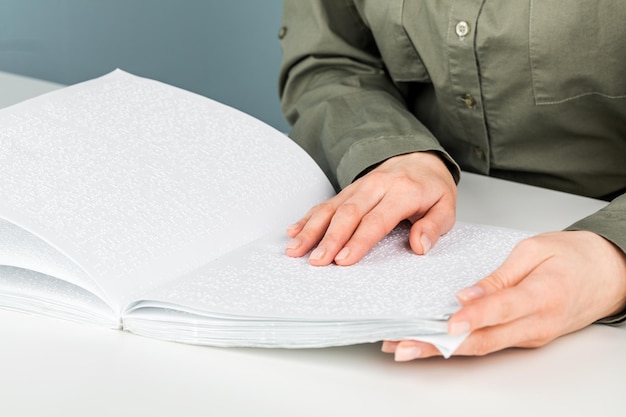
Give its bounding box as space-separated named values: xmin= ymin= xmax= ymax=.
xmin=457 ymin=285 xmax=485 ymax=302
xmin=286 ymin=237 xmax=301 ymax=250
xmin=381 ymin=341 xmax=398 ymax=353
xmin=309 ymin=245 xmax=326 ymax=261
xmin=286 ymin=223 xmax=299 ymax=235
xmin=420 ymin=234 xmax=431 ymax=255
xmin=335 ymin=247 xmax=350 ymax=262
xmin=448 ymin=321 xmax=471 ymax=336
xmin=394 ymin=346 xmax=422 ymax=362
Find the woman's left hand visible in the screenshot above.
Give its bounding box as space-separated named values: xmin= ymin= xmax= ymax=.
xmin=382 ymin=230 xmax=626 ymax=360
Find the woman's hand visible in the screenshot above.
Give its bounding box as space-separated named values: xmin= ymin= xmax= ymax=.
xmin=285 ymin=151 xmax=457 ymax=266
xmin=383 ymin=231 xmax=626 ymax=360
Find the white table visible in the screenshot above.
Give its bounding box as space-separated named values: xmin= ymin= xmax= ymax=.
xmin=0 ymin=71 xmax=623 ymax=417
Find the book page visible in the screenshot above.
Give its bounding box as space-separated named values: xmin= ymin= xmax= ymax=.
xmin=0 ymin=266 xmax=116 ymax=328
xmin=0 ymin=217 xmax=105 ymax=299
xmin=0 ymin=217 xmax=116 ymax=323
xmin=124 ymin=222 xmax=532 ymax=353
xmin=0 ymin=70 xmax=335 ymax=313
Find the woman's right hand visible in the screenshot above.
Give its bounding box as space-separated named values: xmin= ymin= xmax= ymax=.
xmin=285 ymin=151 xmax=458 ymax=266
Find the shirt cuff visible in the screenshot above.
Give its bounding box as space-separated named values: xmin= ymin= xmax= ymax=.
xmin=596 ymin=311 xmax=626 ymax=325
xmin=336 ymin=134 xmax=460 ymax=188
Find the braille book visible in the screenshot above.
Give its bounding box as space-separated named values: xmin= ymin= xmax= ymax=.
xmin=0 ymin=70 xmax=530 ymax=357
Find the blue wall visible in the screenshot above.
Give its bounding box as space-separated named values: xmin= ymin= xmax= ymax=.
xmin=0 ymin=0 xmax=288 ymax=131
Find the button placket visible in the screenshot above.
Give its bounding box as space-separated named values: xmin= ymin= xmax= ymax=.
xmin=446 ymin=1 xmax=491 ymax=174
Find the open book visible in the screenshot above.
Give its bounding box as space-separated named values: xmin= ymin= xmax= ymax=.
xmin=0 ymin=70 xmax=530 ymax=357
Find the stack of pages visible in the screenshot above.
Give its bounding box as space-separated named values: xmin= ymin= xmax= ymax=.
xmin=0 ymin=70 xmax=530 ymax=357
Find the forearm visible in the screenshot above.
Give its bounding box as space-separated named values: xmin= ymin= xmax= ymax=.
xmin=279 ymin=0 xmax=459 ymax=189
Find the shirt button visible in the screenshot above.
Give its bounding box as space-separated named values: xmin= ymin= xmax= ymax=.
xmin=278 ymin=26 xmax=288 ymax=39
xmin=474 ymin=146 xmax=486 ymax=160
xmin=455 ymin=21 xmax=471 ymax=38
xmin=460 ymin=93 xmax=477 ymax=108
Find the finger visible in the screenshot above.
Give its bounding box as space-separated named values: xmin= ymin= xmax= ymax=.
xmin=309 ymin=186 xmax=386 ymax=266
xmin=286 ymin=197 xmax=330 ymax=236
xmin=391 ymin=320 xmax=541 ymax=361
xmin=456 ymin=237 xmax=552 ymax=304
xmin=391 ymin=340 xmax=442 ymax=361
xmin=310 ymin=188 xmax=385 ymax=265
xmin=285 ymin=201 xmax=338 ymax=258
xmin=450 ymin=314 xmax=560 ymax=356
xmin=286 ymin=219 xmax=305 ymax=238
xmin=407 ymin=198 xmax=456 ymax=255
xmin=448 ymin=282 xmax=543 ymax=336
xmin=332 ymin=214 xmax=394 ymax=265
xmin=332 ymin=204 xmax=403 ymax=266
xmin=332 ymin=179 xmax=443 ymax=265
xmin=285 ymin=186 xmax=361 ymax=256
xmin=381 ymin=340 xmax=400 ymax=353
xmin=390 ymin=312 xmax=558 ymax=361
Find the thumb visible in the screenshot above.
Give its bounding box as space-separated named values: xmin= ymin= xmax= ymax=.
xmin=457 ymin=237 xmax=548 ymax=303
xmin=408 ymin=204 xmax=455 ymax=255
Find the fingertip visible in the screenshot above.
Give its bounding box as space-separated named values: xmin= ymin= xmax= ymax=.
xmin=308 ymin=245 xmax=327 ymax=265
xmin=394 ymin=346 xmax=422 ymax=362
xmin=285 ymin=237 xmax=303 ymax=258
xmin=286 ymin=237 xmax=301 ymax=251
xmin=409 ymin=230 xmax=436 ymax=255
xmin=308 ymin=245 xmax=343 ymax=266
xmin=391 ymin=341 xmax=441 ymax=361
xmin=335 ymin=246 xmax=358 ymax=266
xmin=286 ymin=222 xmax=302 ymax=238
xmin=334 ymin=245 xmax=369 ymax=266
xmin=408 ymin=203 xmax=456 ymax=255
xmin=420 ymin=233 xmax=432 ymax=255
xmin=333 ymin=246 xmax=351 ymax=264
xmin=456 ymin=285 xmax=485 ymax=303
xmin=381 ymin=340 xmax=399 ymax=353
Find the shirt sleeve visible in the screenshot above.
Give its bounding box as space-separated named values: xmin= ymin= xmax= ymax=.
xmin=566 ymin=192 xmax=626 ymax=324
xmin=278 ymin=0 xmax=459 ymax=190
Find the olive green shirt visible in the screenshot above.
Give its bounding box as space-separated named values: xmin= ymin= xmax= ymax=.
xmin=279 ymin=0 xmax=626 ymax=261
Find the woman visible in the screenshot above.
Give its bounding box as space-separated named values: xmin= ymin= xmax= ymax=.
xmin=278 ymin=1 xmax=626 ymax=359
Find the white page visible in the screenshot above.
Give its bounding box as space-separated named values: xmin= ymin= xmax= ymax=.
xmin=0 ymin=217 xmax=115 ymax=323
xmin=0 ymin=266 xmax=116 ymax=327
xmin=0 ymin=69 xmax=335 ymax=313
xmin=0 ymin=217 xmax=104 ymax=298
xmin=125 ymin=222 xmax=532 ymax=355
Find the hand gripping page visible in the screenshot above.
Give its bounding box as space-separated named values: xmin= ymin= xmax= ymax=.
xmin=122 ymin=222 xmax=531 ymax=358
